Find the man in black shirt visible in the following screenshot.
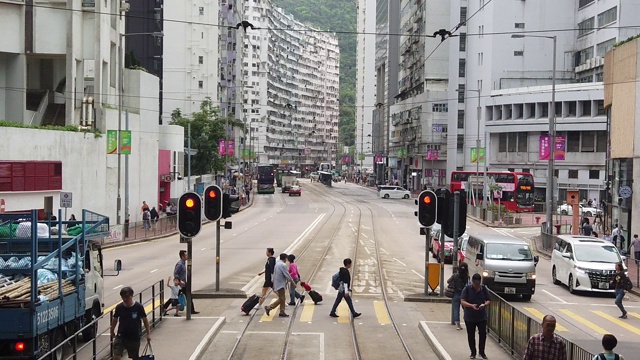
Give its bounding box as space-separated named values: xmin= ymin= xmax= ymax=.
xmin=461 ymin=273 xmax=491 ymax=359
xmin=110 ymin=287 xmax=151 ymax=360
xmin=329 ymin=258 xmax=361 ymax=318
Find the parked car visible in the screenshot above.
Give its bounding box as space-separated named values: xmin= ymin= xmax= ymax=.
xmin=556 ymin=204 xmax=602 ymax=217
xmin=379 ymin=186 xmax=411 ymax=199
xmin=458 ymin=235 xmax=470 ymax=263
xmin=289 ymin=185 xmax=302 ymax=196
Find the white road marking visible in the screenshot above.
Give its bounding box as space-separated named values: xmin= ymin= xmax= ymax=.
xmin=412 ymin=270 xmax=425 ymax=279
xmin=380 ymin=248 xmax=389 ymax=254
xmin=393 ymin=258 xmax=407 ymax=267
xmin=150 ymin=269 xmax=158 ymax=273
xmin=361 ymin=234 xmax=369 ymax=239
xmin=200 ymin=248 xmax=206 ymax=251
xmin=364 ymin=248 xmax=371 ymax=254
xmin=291 ymin=333 xmax=325 ymax=360
xmin=113 ymin=285 xmax=123 ymax=290
xmin=541 ymin=289 xmax=568 ymax=304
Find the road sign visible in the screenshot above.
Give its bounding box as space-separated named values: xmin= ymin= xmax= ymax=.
xmin=60 ymin=192 xmax=73 ymax=208
xmin=619 ymin=186 xmax=632 ymax=199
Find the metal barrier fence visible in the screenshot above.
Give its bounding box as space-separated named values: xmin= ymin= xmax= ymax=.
xmin=118 ymin=215 xmax=177 ymax=242
xmin=486 ymin=289 xmax=594 ymax=360
xmin=39 ymin=280 xmax=165 ymax=360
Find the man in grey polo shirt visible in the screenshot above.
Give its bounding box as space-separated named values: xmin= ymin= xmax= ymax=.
xmin=265 ymin=253 xmax=296 ymax=317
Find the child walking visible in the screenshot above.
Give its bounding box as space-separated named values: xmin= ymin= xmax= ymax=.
xmin=163 ymin=276 xmax=182 ymax=316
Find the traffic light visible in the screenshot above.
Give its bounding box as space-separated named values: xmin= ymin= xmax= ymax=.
xmin=442 ymin=190 xmax=467 ymax=239
xmin=203 ymin=185 xmax=223 ymax=221
xmin=415 ymin=190 xmax=437 ymax=227
xmin=222 ymin=193 xmax=240 ymax=219
xmin=178 ymin=192 xmax=202 ymax=238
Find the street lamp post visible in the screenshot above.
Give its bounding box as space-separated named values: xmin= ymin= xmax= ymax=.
xmin=117 ymin=31 xmax=163 ymax=224
xmin=512 ymin=34 xmax=557 ymax=234
xmin=456 ymin=88 xmax=485 ymax=209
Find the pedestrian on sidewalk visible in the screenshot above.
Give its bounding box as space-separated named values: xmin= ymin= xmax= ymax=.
xmin=257 ymin=248 xmax=276 ymax=308
xmin=142 ymin=208 xmax=151 ymax=231
xmin=630 ymin=234 xmax=640 ymax=265
xmin=287 ymin=254 xmax=304 ymax=305
xmin=447 ymin=262 xmax=469 ymax=330
xmin=611 ymin=262 xmax=630 ymax=319
xmin=163 ymin=276 xmax=181 ymax=317
xmin=150 ymin=207 xmax=159 ymax=228
xmin=264 ymin=253 xmax=295 ymax=317
xmin=329 ymin=258 xmax=361 ymax=319
xmin=174 ymin=250 xmax=199 ymax=314
xmin=110 ymin=287 xmax=151 ymax=360
xmin=594 ymin=334 xmax=625 ymax=360
xmin=523 ymin=315 xmax=566 ymax=360
xmin=460 ymin=273 xmax=490 ymax=359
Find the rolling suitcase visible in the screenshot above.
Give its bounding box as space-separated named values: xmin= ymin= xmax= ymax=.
xmin=241 ymin=294 xmax=260 ymax=315
xmin=308 ymin=290 xmax=322 ymax=304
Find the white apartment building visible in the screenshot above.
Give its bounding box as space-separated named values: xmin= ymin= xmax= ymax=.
xmin=242 ymin=1 xmax=340 ymax=170
xmin=356 ymin=0 xmax=377 ymax=171
xmin=447 ymin=0 xmax=640 ymax=203
xmin=163 ymin=0 xmax=219 ymax=122
xmin=388 ymin=0 xmax=450 ymax=191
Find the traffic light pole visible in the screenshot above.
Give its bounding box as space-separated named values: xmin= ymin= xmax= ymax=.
xmin=186 ymin=237 xmax=193 ymax=320
xmin=216 ymin=219 xmax=221 ymax=291
xmin=439 ymin=230 xmax=445 ymax=297
xmin=451 ymin=191 xmax=460 ymax=325
xmin=424 ymin=227 xmax=431 ymax=296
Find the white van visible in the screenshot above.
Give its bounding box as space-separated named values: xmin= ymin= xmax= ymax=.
xmin=551 ymin=235 xmax=626 ymax=294
xmin=465 ymin=234 xmax=538 ymax=300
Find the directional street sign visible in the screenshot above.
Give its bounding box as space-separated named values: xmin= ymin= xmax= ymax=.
xmin=60 ymin=192 xmax=73 ymax=208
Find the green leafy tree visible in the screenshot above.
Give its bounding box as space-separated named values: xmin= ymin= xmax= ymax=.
xmin=169 ymin=98 xmax=244 ymax=175
xmin=273 ymin=0 xmax=357 ymax=147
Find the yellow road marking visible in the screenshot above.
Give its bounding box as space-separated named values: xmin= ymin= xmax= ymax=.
xmin=300 ymin=302 xmax=314 ymax=322
xmin=105 ymin=298 xmax=161 ymax=315
xmin=627 ymin=312 xmax=640 ymax=320
xmin=374 ymin=301 xmax=390 ymax=325
xmin=559 ymin=309 xmax=610 ymax=335
xmin=260 ymin=299 xmax=278 ymax=322
xmin=524 ymin=307 xmax=569 ymax=332
xmin=337 ymin=302 xmax=350 ymax=323
xmin=593 ymin=310 xmax=640 ymax=336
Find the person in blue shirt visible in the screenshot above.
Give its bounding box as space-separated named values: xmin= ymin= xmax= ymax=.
xmin=264 ymin=253 xmax=295 ymax=317
xmin=460 ymin=273 xmax=491 ymax=359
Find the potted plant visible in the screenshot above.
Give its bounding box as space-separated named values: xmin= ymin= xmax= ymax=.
xmin=503 ymin=210 xmax=515 ymax=225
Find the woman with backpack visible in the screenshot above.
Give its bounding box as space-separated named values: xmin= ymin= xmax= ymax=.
xmin=610 ymin=262 xmax=630 ymax=319
xmin=447 ymin=262 xmax=469 ymax=330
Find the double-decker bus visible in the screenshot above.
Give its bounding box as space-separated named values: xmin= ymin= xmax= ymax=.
xmin=450 ymin=171 xmax=535 ymax=212
xmin=257 ymin=164 xmax=275 ymax=194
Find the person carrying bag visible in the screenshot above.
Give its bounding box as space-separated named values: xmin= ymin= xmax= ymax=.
xmin=446 ymin=262 xmax=470 ymax=330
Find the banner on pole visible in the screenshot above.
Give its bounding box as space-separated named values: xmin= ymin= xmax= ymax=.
xmin=539 ymin=135 xmax=566 ymax=160
xmin=227 ymin=140 xmax=235 ymax=156
xmin=470 ymin=147 xmax=485 ymax=163
xmin=120 ymin=130 xmax=132 ymax=155
xmin=107 ymin=130 xmax=117 ymax=154
xmin=218 ymin=140 xmax=226 ymax=156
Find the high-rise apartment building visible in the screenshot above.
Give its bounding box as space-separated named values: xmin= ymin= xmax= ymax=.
xmin=162 ymin=0 xmax=219 ymax=123
xmin=356 ymin=0 xmax=377 ymax=171
xmin=241 ymin=1 xmax=340 ymax=169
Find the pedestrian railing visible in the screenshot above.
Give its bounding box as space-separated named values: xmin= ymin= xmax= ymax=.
xmin=486 ymin=289 xmax=594 ymax=360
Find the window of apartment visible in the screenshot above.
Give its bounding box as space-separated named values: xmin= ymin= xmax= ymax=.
xmin=458 ymin=110 xmax=465 ymax=129
xmin=578 ymin=75 xmax=593 ymax=83
xmin=522 ymin=168 xmax=530 ymax=174
xmin=457 ymin=134 xmax=464 ymax=152
xmin=459 ymin=59 xmax=466 ymax=77
xmin=596 ymin=131 xmax=607 ymax=152
xmin=499 ymin=133 xmax=507 ymax=152
xmin=460 ymin=7 xmax=467 ymax=24
xmin=580 ymin=101 xmax=591 ymax=116
xmin=518 ymin=132 xmax=527 ymax=152
xmin=507 ymin=133 xmax=517 ymax=152
xmin=598 ymin=7 xmax=617 ymax=27
xmin=596 ymin=100 xmax=605 ymax=115
xmin=576 ymin=46 xmax=594 ymax=65
xmin=433 ymin=103 xmax=448 ymax=113
xmin=515 ymin=23 xmax=525 ymax=29
xmin=458 ymin=84 xmax=465 ymax=103
xmin=198 ymin=56 xmax=203 ymax=65
xmin=578 ymin=17 xmax=595 ymax=36
xmin=596 ymin=38 xmax=616 ymax=58
xmin=579 ymin=0 xmax=594 ymax=8
xmin=514 ymin=51 xmax=524 ymax=56
xmin=459 ymin=33 xmax=466 ymax=52
xmin=581 ymin=131 xmax=595 ymax=152
xmin=567 ymin=131 xmax=580 ymax=152
xmin=589 ymin=170 xmax=600 ymax=180
xmin=198 ymin=80 xmax=203 ymax=89
xmin=199 ymin=7 xmax=204 ymax=15
xmin=568 ymin=170 xmax=579 ymax=179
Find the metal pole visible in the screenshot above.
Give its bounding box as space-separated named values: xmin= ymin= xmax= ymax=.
xmin=452 ymin=191 xmax=460 ymax=273
xmin=483 ymin=131 xmax=488 ymax=210
xmin=186 ymin=239 xmax=192 ymax=320
xmin=216 ymin=220 xmax=221 ymax=291
xmin=125 ymin=110 xmax=130 ymax=224
xmin=439 ymin=229 xmax=445 ymax=296
xmin=188 ymin=123 xmax=191 ymax=190
xmin=476 ymin=92 xmax=481 ymax=208
xmin=545 ymin=36 xmax=557 ymax=234
xmin=117 ymin=34 xmax=123 ymax=225
xmin=425 ymin=227 xmax=431 ymax=296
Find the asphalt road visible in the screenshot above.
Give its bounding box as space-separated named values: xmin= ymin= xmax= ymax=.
xmin=100 ymin=180 xmax=640 ymax=358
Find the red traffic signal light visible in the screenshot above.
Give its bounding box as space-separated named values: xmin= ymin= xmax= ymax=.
xmin=417 ymin=190 xmax=437 ymax=227
xmin=178 ymin=192 xmax=202 ymax=238
xmin=204 ymin=185 xmax=223 ymax=221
